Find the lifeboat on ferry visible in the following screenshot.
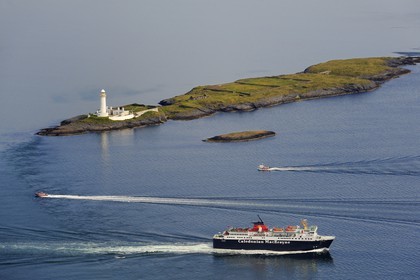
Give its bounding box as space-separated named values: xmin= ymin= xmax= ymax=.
xmin=285 ymin=225 xmax=298 ymax=232
xmin=35 ymin=192 xmax=48 ymax=198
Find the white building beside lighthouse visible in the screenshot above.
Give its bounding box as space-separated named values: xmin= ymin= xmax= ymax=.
xmin=95 ymin=89 xmax=135 ymax=121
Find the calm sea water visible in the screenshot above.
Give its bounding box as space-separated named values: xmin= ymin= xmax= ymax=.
xmin=1 ymin=66 xmax=419 ymax=279
xmin=1 ymin=1 xmax=420 ymax=279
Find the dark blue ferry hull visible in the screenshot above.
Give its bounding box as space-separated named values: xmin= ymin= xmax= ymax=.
xmin=213 ymin=238 xmax=334 ymax=252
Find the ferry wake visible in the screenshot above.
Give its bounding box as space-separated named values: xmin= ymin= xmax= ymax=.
xmin=213 ymin=216 xmax=335 ymax=252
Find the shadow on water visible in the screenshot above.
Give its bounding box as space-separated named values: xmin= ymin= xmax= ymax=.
xmin=213 ymin=251 xmax=333 ymax=278
xmin=213 ymin=250 xmax=333 ymax=261
xmin=394 ymin=51 xmax=420 ymax=57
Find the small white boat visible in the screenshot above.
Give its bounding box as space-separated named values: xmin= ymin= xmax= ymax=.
xmin=258 ymin=164 xmax=271 ymax=171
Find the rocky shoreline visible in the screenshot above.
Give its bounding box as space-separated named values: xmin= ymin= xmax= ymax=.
xmin=160 ymin=82 xmax=379 ymax=121
xmin=37 ymin=114 xmax=166 ymax=136
xmin=37 ymin=56 xmax=420 ymax=136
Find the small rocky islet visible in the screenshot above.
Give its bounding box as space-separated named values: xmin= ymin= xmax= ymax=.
xmin=203 ymin=131 xmax=276 ymax=143
xmin=37 ymin=56 xmax=420 ymax=136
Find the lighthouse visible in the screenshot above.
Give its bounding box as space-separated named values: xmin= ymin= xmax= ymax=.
xmin=95 ymin=89 xmax=135 ymax=120
xmin=98 ymin=89 xmax=109 ymax=117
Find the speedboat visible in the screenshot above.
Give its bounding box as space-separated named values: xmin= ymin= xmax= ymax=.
xmin=35 ymin=192 xmax=48 ymax=198
xmin=258 ymin=164 xmax=271 ymax=171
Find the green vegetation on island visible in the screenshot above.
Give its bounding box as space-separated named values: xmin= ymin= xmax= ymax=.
xmin=305 ymin=57 xmax=396 ymax=78
xmin=158 ymin=57 xmax=416 ymax=120
xmin=37 ymin=56 xmax=419 ymax=136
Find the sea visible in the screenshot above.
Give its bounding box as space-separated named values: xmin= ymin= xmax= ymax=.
xmin=0 ymin=1 xmax=419 ymax=279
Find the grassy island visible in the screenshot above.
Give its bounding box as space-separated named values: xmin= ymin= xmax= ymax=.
xmin=158 ymin=57 xmax=417 ymax=120
xmin=204 ymin=131 xmax=276 ymax=143
xmin=37 ymin=56 xmax=419 ymax=136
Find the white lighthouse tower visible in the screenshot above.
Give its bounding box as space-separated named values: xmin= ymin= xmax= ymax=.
xmin=98 ymin=89 xmax=109 ymax=117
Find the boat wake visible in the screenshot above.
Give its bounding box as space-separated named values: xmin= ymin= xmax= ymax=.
xmin=40 ymin=194 xmax=276 ymax=208
xmin=263 ymin=155 xmax=420 ymax=176
xmin=269 ymin=167 xmax=322 ymax=172
xmin=0 ymin=242 xmax=329 ymax=258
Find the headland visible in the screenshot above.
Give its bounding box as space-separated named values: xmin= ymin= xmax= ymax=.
xmin=37 ymin=56 xmax=420 ymax=136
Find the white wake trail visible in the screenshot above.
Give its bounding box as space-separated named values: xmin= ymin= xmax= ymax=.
xmin=0 ymin=242 xmax=329 ymax=256
xmin=38 ymin=194 xmax=324 ymax=211
xmin=43 ymin=194 xmax=267 ymax=208
xmin=268 ymin=167 xmax=324 ymax=171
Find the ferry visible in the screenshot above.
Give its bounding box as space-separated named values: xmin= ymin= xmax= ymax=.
xmin=213 ymin=216 xmax=335 ymax=252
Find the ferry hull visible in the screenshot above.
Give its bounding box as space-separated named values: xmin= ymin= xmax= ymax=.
xmin=213 ymin=238 xmax=334 ymax=252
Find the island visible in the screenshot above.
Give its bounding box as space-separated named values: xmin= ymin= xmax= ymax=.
xmin=203 ymin=131 xmax=276 ymax=143
xmin=37 ymin=56 xmax=420 ymax=136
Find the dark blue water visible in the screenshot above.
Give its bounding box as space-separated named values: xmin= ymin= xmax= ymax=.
xmin=1 ymin=65 xmax=419 ymax=279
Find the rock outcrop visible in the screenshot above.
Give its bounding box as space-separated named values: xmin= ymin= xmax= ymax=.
xmin=204 ymin=131 xmax=276 ymax=142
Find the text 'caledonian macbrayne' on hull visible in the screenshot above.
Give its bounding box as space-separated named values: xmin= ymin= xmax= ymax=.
xmin=213 ymin=216 xmax=335 ymax=252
